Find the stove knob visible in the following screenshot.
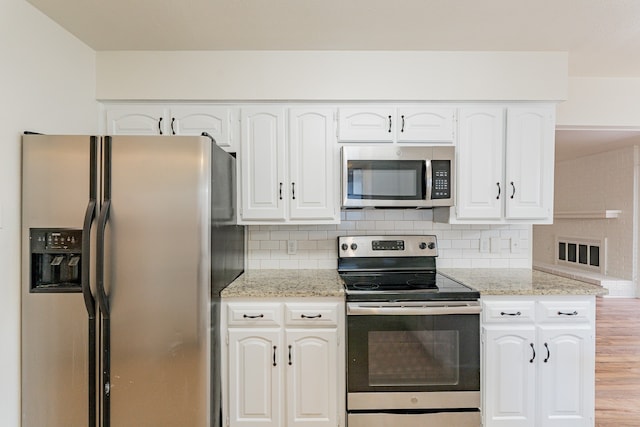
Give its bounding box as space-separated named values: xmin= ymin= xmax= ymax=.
xmin=419 ymin=242 xmax=427 ymax=250
xmin=341 ymin=243 xmax=349 ymax=251
xmin=428 ymin=242 xmax=436 ymax=250
xmin=350 ymin=243 xmax=358 ymax=251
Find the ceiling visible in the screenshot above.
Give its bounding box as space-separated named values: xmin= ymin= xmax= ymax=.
xmin=25 ymin=0 xmax=640 ymax=161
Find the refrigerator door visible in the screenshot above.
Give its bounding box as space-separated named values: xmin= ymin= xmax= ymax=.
xmin=101 ymin=136 xmax=212 ymax=427
xmin=21 ymin=135 xmax=98 ymax=427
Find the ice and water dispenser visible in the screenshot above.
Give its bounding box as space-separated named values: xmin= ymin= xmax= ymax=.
xmin=30 ymin=228 xmax=83 ymax=293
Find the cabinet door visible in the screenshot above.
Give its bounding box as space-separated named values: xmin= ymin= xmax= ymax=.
xmin=396 ymin=107 xmax=455 ymax=143
xmin=537 ymin=326 xmax=594 ymax=427
xmin=338 ymin=107 xmax=394 ymax=142
xmin=288 ymin=108 xmax=338 ymax=221
xmin=456 ymin=107 xmax=505 ymax=219
xmin=505 ymin=106 xmax=555 ymax=220
xmin=170 ymin=105 xmax=237 ymax=152
xmin=240 ymin=107 xmax=286 ymax=221
xmin=228 ymin=329 xmax=282 ymax=427
xmin=285 ymin=329 xmax=338 ymax=427
xmin=105 ymin=105 xmax=168 ymax=135
xmin=483 ymin=327 xmax=536 ymax=427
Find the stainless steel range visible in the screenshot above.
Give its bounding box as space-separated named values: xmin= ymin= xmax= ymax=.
xmin=338 ymin=235 xmax=481 ymax=427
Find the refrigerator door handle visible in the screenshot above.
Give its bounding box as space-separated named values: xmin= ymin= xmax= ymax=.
xmin=96 ymin=199 xmax=111 ymax=318
xmin=81 ymin=199 xmax=97 ymax=318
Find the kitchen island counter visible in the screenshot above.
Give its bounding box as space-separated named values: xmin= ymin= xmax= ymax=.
xmin=439 ymin=268 xmax=609 ymax=296
xmin=221 ymin=269 xmax=344 ymax=298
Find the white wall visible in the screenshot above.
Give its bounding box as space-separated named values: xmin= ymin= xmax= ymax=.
xmin=248 ymin=210 xmax=532 ymax=269
xmin=557 ymin=77 xmax=640 ymax=127
xmin=96 ymin=51 xmax=568 ymax=101
xmin=533 ymin=146 xmax=637 ymax=281
xmin=0 ymin=0 xmax=97 ymax=424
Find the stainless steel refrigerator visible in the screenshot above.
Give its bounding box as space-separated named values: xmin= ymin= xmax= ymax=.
xmin=21 ymin=134 xmax=245 ymax=427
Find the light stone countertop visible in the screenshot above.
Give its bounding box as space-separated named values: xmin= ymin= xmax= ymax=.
xmin=221 ymin=269 xmax=344 ymax=298
xmin=222 ymin=268 xmax=609 ymax=299
xmin=439 ymin=268 xmax=609 ymax=296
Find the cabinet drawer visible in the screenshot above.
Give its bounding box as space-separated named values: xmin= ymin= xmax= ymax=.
xmin=284 ymin=302 xmax=340 ymax=327
xmin=227 ymin=303 xmax=282 ymax=326
xmin=482 ymin=300 xmax=535 ymax=323
xmin=537 ymin=300 xmax=592 ymax=323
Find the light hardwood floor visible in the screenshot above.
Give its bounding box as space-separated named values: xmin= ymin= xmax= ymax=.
xmin=596 ymin=297 xmax=640 ymax=426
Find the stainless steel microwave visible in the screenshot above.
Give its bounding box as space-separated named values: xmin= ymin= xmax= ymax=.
xmin=341 ymin=146 xmax=455 ymax=208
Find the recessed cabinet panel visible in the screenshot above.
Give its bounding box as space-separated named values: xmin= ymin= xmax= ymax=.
xmin=456 ymin=107 xmax=505 ymax=219
xmin=288 ymin=109 xmax=336 ymax=221
xmin=240 ymin=108 xmax=286 ymax=221
xmin=106 ymin=106 xmax=167 ymax=135
xmin=505 ymin=107 xmax=555 ymax=220
xmin=171 ymin=106 xmax=236 ymax=151
xmin=538 ymin=327 xmax=594 ymax=427
xmin=396 ymin=107 xmax=455 ymax=143
xmin=338 ymin=108 xmax=394 ymax=142
xmin=228 ymin=330 xmax=282 ymax=427
xmin=483 ymin=328 xmax=536 ymax=427
xmin=286 ymin=330 xmax=338 ymax=427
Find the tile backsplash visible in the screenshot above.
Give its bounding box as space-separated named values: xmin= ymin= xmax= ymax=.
xmin=247 ymin=210 xmax=531 ymax=269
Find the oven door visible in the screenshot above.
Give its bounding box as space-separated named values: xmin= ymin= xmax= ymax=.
xmin=346 ymin=302 xmax=480 ymax=410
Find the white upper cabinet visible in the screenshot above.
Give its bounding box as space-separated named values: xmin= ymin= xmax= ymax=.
xmin=103 ymin=103 xmax=238 ymax=152
xmin=338 ymin=106 xmax=455 ymax=144
xmin=239 ymin=107 xmax=339 ymax=224
xmin=288 ymin=108 xmax=337 ymax=221
xmin=456 ymin=107 xmax=506 ymax=220
xmin=396 ymin=107 xmax=456 ymax=143
xmin=106 ymin=105 xmax=168 ymax=136
xmin=338 ymin=107 xmax=394 ymax=142
xmin=170 ymin=105 xmax=236 ymax=151
xmin=505 ymin=107 xmax=555 ymax=220
xmin=240 ymin=107 xmax=287 ymax=221
xmin=454 ymin=104 xmax=555 ymax=224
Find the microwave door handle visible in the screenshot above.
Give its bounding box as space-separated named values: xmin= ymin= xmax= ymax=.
xmin=425 ymin=159 xmax=432 ymax=201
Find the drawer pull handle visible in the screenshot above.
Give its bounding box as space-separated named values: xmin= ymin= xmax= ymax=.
xmin=544 ymin=342 xmax=550 ymax=363
xmin=273 ymin=346 xmax=277 ymax=367
xmin=500 ymin=311 xmax=521 ymax=316
xmin=288 ymin=345 xmax=293 ymax=365
xmin=558 ymin=310 xmax=578 ymax=316
xmin=301 ymin=314 xmax=322 ymax=319
xmin=388 ymin=115 xmax=392 ymax=133
xmin=529 ymin=343 xmax=536 ymax=363
xmin=243 ymin=314 xmax=264 ymax=319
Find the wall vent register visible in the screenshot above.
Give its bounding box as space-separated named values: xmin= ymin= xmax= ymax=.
xmin=556 ymin=236 xmax=605 ymax=274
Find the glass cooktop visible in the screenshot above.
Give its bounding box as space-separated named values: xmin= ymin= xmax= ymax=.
xmin=340 ymin=271 xmax=480 ymax=302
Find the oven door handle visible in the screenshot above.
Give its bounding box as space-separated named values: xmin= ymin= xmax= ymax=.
xmin=347 ymin=303 xmax=481 ymax=316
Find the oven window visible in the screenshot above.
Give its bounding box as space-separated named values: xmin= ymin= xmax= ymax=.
xmin=347 ymin=314 xmax=479 ymax=393
xmin=368 ymin=330 xmax=459 ymax=386
xmin=347 ymin=160 xmax=426 ymax=200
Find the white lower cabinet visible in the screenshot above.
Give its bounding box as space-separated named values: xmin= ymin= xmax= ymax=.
xmin=482 ymin=296 xmax=595 ymax=427
xmin=223 ymin=299 xmax=345 ymax=427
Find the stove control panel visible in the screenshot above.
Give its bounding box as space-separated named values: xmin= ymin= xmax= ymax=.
xmin=338 ymin=235 xmax=438 ymax=258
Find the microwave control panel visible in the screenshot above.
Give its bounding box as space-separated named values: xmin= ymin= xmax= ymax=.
xmin=431 ymin=160 xmax=451 ymax=199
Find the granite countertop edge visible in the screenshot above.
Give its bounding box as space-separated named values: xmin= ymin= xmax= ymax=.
xmin=221 ymin=269 xmax=345 ymax=298
xmin=439 ymin=268 xmax=609 ymax=297
xmin=222 ymin=268 xmax=608 ymax=298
